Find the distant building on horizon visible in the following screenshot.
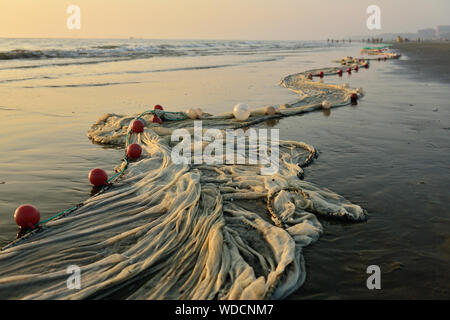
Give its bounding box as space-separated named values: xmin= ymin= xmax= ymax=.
xmin=436 ymin=25 xmax=450 ymax=40
xmin=351 ymin=25 xmax=450 ymax=42
xmin=418 ymin=28 xmax=436 ymax=40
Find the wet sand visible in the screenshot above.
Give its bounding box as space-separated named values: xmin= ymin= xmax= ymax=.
xmin=392 ymin=42 xmax=450 ymax=83
xmin=289 ymin=43 xmax=450 ymax=299
xmin=1 ymin=41 xmax=449 ymax=299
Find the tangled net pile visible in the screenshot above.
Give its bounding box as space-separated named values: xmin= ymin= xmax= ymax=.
xmin=0 ymin=55 xmax=383 ymax=300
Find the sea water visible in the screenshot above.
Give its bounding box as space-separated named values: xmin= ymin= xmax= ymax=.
xmin=0 ymin=38 xmax=448 ymax=298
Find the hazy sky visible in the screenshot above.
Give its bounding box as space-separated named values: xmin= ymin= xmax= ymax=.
xmin=1 ymin=0 xmax=449 ymax=40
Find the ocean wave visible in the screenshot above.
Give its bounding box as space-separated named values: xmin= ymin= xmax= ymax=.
xmin=92 ymin=45 xmax=124 ymax=49
xmin=21 ymin=81 xmax=141 ymax=88
xmin=89 ymin=57 xmax=281 ymax=77
xmin=0 ymin=48 xmax=178 ymax=60
xmin=0 ymin=57 xmax=133 ymax=71
xmin=0 ymin=40 xmax=331 ymax=62
xmin=0 ymin=57 xmax=284 ymax=85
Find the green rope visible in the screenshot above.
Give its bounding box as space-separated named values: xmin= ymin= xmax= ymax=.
xmin=30 ymin=157 xmax=129 ymax=230
xmin=37 ymin=206 xmax=79 ymax=225
xmin=136 ymin=110 xmax=188 ymax=121
xmin=6 ymin=108 xmax=186 ymax=245
xmin=164 ymin=111 xmax=188 ymax=121
xmin=362 ymin=44 xmax=392 ymax=50
xmin=21 ymin=118 xmax=137 ymax=233
xmin=107 ymin=158 xmax=129 ymax=183
xmin=136 ymin=110 xmax=152 ymax=119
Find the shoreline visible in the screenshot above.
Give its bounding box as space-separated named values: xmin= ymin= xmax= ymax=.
xmin=1 ymin=41 xmax=449 ymax=299
xmin=0 ymin=51 xmax=378 ymax=299
xmin=391 ymin=41 xmax=450 ymax=83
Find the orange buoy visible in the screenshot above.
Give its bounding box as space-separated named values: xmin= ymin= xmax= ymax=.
xmin=151 ymin=115 xmax=163 ymax=124
xmin=127 ymin=143 xmax=142 ymax=159
xmin=154 ymin=105 xmax=164 ymax=110
xmin=318 ymin=71 xmax=324 ymax=78
xmin=131 ymin=119 xmax=145 ymax=133
xmin=14 ymin=204 xmax=40 ymax=229
xmin=89 ymin=168 xmax=108 ymax=186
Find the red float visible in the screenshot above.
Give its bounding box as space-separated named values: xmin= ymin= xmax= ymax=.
xmin=347 ymin=67 xmax=352 ymax=73
xmin=127 ymin=143 xmax=142 ymax=159
xmin=14 ymin=204 xmax=40 ymax=229
xmin=151 ymin=115 xmax=163 ymax=124
xmin=307 ymin=73 xmax=313 ymax=80
xmin=354 ymin=65 xmax=359 ymax=71
xmin=131 ymin=119 xmax=145 ymax=133
xmin=318 ymin=71 xmax=324 ymax=78
xmin=364 ymin=62 xmax=369 ymax=68
xmin=89 ymin=168 xmax=108 ymax=186
xmin=337 ymin=69 xmax=343 ymax=76
xmin=350 ymin=93 xmax=358 ymax=104
xmin=154 ymin=105 xmax=164 ymax=110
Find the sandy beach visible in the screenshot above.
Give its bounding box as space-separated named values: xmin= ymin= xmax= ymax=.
xmin=0 ymin=39 xmax=449 ymax=299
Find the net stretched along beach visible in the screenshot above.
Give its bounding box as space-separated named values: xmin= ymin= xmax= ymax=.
xmin=0 ymin=55 xmax=393 ymax=299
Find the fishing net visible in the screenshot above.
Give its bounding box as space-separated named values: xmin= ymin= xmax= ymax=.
xmin=0 ymin=57 xmax=370 ymax=300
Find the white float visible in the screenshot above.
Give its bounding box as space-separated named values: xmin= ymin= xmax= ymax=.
xmin=321 ymin=100 xmax=331 ymax=109
xmin=186 ymin=108 xmax=198 ymax=119
xmin=233 ymin=103 xmax=250 ymax=121
xmin=264 ymin=106 xmax=276 ymax=115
